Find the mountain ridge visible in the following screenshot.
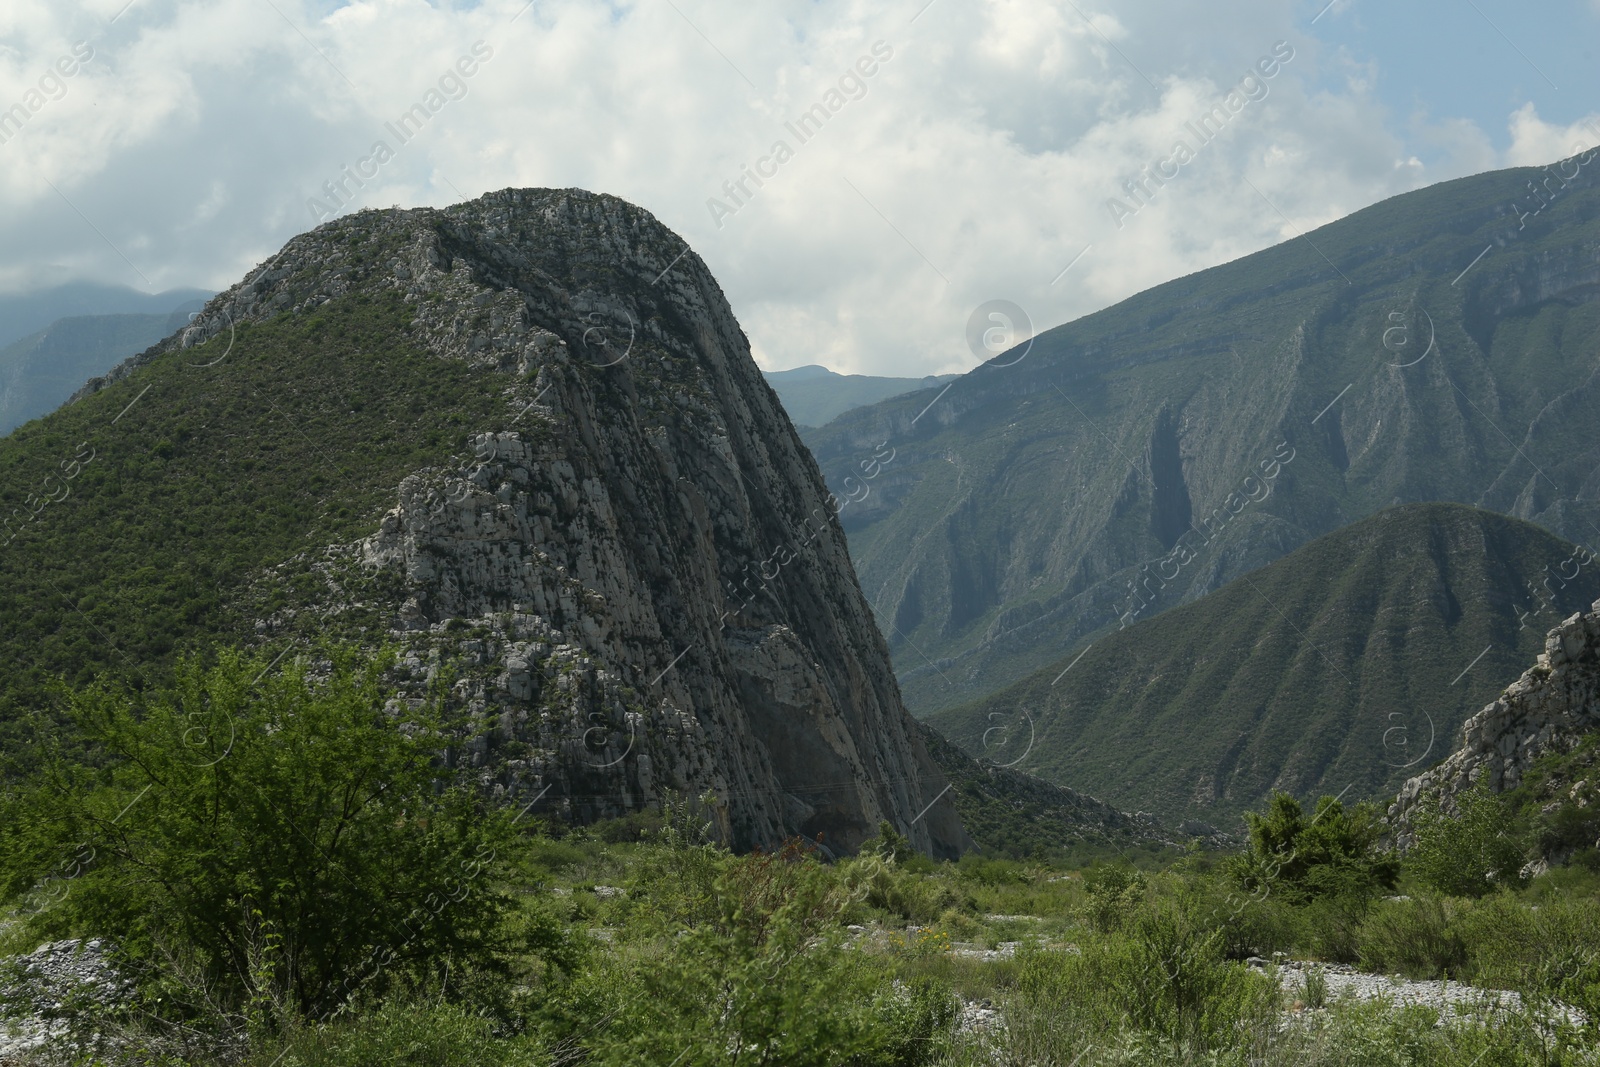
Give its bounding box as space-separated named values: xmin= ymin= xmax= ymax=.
xmin=804 ymin=156 xmax=1600 ymax=716
xmin=761 ymin=364 xmax=957 ymax=429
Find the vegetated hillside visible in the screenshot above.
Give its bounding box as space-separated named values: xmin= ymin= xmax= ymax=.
xmin=929 ymin=503 xmax=1600 ymax=827
xmin=0 ymin=188 xmax=968 ymax=856
xmin=911 ymin=718 xmax=1202 ymax=862
xmin=763 ymin=364 xmax=956 ymax=429
xmin=804 ymin=153 xmax=1600 ymax=716
xmin=0 ymin=306 xmax=205 ymax=436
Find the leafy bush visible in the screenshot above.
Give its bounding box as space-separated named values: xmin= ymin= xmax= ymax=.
xmin=1407 ymin=781 xmax=1528 ymax=897
xmin=1017 ymin=894 xmax=1273 ymax=1053
xmin=854 ymin=850 xmax=969 ymax=923
xmin=1356 ymin=894 xmax=1467 ymax=979
xmin=0 ymin=646 xmax=548 ymax=1023
xmin=1231 ymin=793 xmax=1399 ymax=905
xmin=1082 ymin=864 xmax=1147 ymax=934
xmin=580 ymin=838 xmax=956 ymax=1066
xmin=1458 ymin=892 xmax=1600 ymax=1026
xmin=252 ymin=999 xmax=549 ymax=1067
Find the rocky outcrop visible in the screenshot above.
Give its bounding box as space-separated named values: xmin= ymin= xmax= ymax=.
xmin=76 ymin=188 xmax=969 ymax=857
xmin=1391 ymin=596 xmax=1600 ymax=837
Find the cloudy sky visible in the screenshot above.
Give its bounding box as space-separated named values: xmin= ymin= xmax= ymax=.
xmin=2 ymin=0 xmax=1598 ymax=377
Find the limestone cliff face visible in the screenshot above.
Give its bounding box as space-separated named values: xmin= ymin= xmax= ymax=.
xmin=1391 ymin=596 xmax=1600 ymax=840
xmin=77 ymin=188 xmax=968 ymax=857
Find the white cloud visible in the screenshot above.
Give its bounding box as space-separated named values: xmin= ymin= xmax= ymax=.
xmin=0 ymin=0 xmax=1583 ymax=376
xmin=1504 ymin=101 xmax=1600 ymax=167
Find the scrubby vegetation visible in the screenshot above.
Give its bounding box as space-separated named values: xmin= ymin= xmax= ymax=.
xmin=3 ymin=651 xmax=1600 ymax=1065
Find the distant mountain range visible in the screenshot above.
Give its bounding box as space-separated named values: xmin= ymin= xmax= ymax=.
xmin=0 ymin=282 xmax=211 ymax=351
xmin=930 ymin=503 xmax=1600 ymax=827
xmin=0 ymin=284 xmax=212 ymax=437
xmin=803 ymin=156 xmax=1600 ymax=720
xmin=762 ymin=364 xmax=957 ymax=429
xmin=0 ymin=307 xmax=206 ymax=436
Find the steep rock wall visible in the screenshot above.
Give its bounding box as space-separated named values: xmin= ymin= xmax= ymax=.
xmin=76 ymin=188 xmax=968 ymax=857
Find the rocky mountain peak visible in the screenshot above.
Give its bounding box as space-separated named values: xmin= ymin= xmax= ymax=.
xmin=73 ymin=188 xmax=969 ymax=856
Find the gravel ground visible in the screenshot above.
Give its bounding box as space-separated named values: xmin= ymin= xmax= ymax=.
xmin=0 ymin=939 xmax=130 ymax=1063
xmin=1265 ymin=958 xmax=1590 ymax=1029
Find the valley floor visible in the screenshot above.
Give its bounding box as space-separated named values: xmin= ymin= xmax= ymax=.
xmin=4 ymin=816 xmax=1599 ymax=1067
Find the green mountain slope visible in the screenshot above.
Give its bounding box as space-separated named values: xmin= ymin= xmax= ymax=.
xmin=0 ymin=292 xmax=497 ymax=731
xmin=0 ymin=306 xmax=206 ymax=436
xmin=913 ymin=719 xmax=1209 ymax=862
xmin=928 ymin=503 xmax=1600 ymax=827
xmin=804 ymin=155 xmax=1600 ymax=716
xmin=762 ymin=364 xmax=955 ymax=429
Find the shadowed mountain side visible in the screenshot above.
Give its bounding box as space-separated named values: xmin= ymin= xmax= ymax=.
xmin=0 ymin=306 xmax=206 ymax=436
xmin=914 ymin=719 xmax=1231 ymax=860
xmin=928 ymin=503 xmax=1600 ymax=826
xmin=805 ymin=156 xmax=1600 ymax=716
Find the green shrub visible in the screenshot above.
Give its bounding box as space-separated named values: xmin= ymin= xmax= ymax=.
xmin=1296 ymin=872 xmax=1378 ymax=964
xmin=580 ymin=840 xmax=955 ymax=1066
xmin=1357 ymin=894 xmax=1467 ymax=979
xmin=1407 ymin=781 xmax=1528 ymax=897
xmin=1016 ymin=898 xmax=1272 ymax=1053
xmin=0 ymin=646 xmax=547 ymax=1023
xmin=853 ymin=852 xmax=969 ymax=923
xmin=251 ymin=999 xmax=548 ymax=1067
xmin=1230 ymin=792 xmax=1399 ymax=905
xmin=1082 ymin=864 xmax=1147 ymax=934
xmin=1298 ymin=965 xmax=1328 ymax=1010
xmin=1459 ymin=892 xmax=1600 ymax=1025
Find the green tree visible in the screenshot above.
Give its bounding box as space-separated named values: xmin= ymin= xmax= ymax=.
xmin=861 ymin=819 xmax=915 ymax=864
xmin=0 ymin=645 xmax=542 ymax=1021
xmin=1230 ymin=792 xmax=1399 ymax=904
xmin=1407 ymin=780 xmax=1528 ymax=897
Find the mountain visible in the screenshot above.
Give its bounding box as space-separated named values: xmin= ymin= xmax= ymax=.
xmin=0 ymin=188 xmax=966 ymax=857
xmin=0 ymin=306 xmax=206 ymax=436
xmin=929 ymin=503 xmax=1600 ymax=826
xmin=762 ymin=364 xmax=957 ymax=429
xmin=803 ymin=154 xmax=1600 ymax=716
xmin=0 ymin=282 xmax=212 ymax=351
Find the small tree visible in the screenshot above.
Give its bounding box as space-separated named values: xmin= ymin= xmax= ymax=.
xmin=1230 ymin=792 xmax=1399 ymax=904
xmin=861 ymin=819 xmax=915 ymax=864
xmin=1407 ymin=780 xmax=1528 ymax=897
xmin=0 ymin=645 xmax=539 ymax=1021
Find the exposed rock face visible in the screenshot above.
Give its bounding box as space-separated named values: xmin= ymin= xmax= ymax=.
xmin=1391 ymin=596 xmax=1600 ymax=838
xmin=76 ymin=188 xmax=969 ymax=857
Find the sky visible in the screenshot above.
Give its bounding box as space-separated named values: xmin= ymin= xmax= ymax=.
xmin=1 ymin=0 xmax=1597 ymax=378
